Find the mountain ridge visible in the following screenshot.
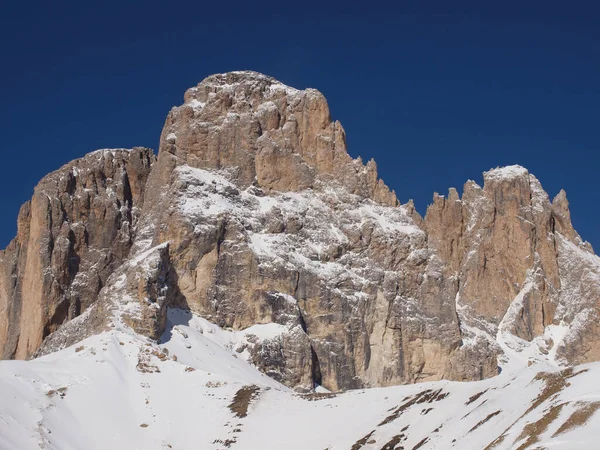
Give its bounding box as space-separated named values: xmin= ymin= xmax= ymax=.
xmin=1 ymin=71 xmax=599 ymax=395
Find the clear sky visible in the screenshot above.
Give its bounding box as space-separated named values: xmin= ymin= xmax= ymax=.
xmin=1 ymin=1 xmax=598 ymax=249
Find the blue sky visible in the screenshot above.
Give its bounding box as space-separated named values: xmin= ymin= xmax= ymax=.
xmin=1 ymin=1 xmax=598 ymax=249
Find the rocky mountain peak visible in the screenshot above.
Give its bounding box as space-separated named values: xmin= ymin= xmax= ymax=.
xmin=483 ymin=164 xmax=529 ymax=180
xmin=157 ymin=71 xmax=397 ymax=206
xmin=185 ymin=70 xmax=302 ymax=99
xmin=2 ymin=72 xmax=600 ymax=396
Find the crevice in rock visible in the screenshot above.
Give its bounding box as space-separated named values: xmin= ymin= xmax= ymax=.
xmin=541 ymin=302 xmax=546 ymax=328
xmin=550 ymin=215 xmax=559 ymax=259
xmin=122 ymin=172 xmax=134 ymax=225
xmin=310 ymin=344 xmax=323 ymax=389
xmin=215 ymin=221 xmax=227 ymax=256
xmin=292 ymin=271 xmax=300 ymax=298
xmin=455 ymin=277 xmax=463 ymax=343
xmin=296 ymin=303 xmax=308 ymax=334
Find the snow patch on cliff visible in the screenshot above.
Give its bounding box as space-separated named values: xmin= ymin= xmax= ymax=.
xmin=484 ymin=165 xmax=529 ymax=181
xmin=173 ymin=165 xmax=421 ymax=295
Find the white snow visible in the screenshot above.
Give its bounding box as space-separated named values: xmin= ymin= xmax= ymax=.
xmin=187 ymin=99 xmax=206 ymax=110
xmin=544 ymin=322 xmax=571 ymax=363
xmin=88 ymin=148 xmax=133 ymax=157
xmin=267 ymin=82 xmax=300 ymax=97
xmin=484 ymin=165 xmax=529 ymax=181
xmin=1 ymin=307 xmax=599 ymax=449
xmin=171 ymin=165 xmax=423 ymax=297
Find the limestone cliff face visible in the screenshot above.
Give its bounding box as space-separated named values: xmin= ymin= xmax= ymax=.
xmin=153 ymin=71 xmax=398 ymax=206
xmin=126 ymin=71 xmax=495 ymax=391
xmin=0 ymin=148 xmax=155 ymax=359
xmin=3 ymin=72 xmax=600 ymax=393
xmin=424 ymin=166 xmax=600 ymax=367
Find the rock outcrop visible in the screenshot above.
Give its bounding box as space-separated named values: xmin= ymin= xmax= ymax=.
xmin=131 ymin=72 xmax=495 ymax=390
xmin=0 ymin=148 xmax=155 ymax=359
xmin=2 ymin=72 xmax=600 ymax=393
xmin=424 ymin=166 xmax=600 ymax=367
xmin=150 ymin=71 xmax=398 ymax=207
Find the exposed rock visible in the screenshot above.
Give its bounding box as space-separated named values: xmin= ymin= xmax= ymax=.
xmin=132 ymin=72 xmax=493 ymax=390
xmin=37 ymin=243 xmax=176 ymax=356
xmin=0 ymin=148 xmax=155 ymax=359
xmin=2 ymin=72 xmax=600 ymax=393
xmin=554 ymin=235 xmax=600 ymax=364
xmin=152 ymin=71 xmax=398 ymax=207
xmin=146 ymin=155 xmax=497 ymax=389
xmin=424 ymin=165 xmax=600 ymax=367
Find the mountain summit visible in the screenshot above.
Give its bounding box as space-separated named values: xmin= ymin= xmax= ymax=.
xmin=1 ymin=72 xmax=599 ymax=396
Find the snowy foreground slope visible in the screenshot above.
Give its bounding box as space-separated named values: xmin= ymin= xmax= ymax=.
xmin=1 ymin=310 xmax=599 ymax=450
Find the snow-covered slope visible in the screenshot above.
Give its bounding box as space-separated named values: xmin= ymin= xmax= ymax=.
xmin=1 ymin=308 xmax=599 ymax=450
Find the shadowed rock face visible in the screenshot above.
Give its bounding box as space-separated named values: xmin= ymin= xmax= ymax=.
xmin=2 ymin=72 xmax=600 ymax=392
xmin=0 ymin=148 xmax=155 ymax=359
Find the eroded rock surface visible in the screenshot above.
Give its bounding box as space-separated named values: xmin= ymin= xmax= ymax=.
xmin=131 ymin=72 xmax=495 ymax=390
xmin=3 ymin=72 xmax=600 ymax=393
xmin=424 ymin=166 xmax=600 ymax=368
xmin=0 ymin=148 xmax=155 ymax=359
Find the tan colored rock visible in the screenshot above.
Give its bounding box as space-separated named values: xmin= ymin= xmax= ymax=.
xmin=0 ymin=148 xmax=155 ymax=359
xmin=425 ymin=165 xmax=600 ymax=368
xmin=424 ymin=189 xmax=463 ymax=274
xmin=154 ymin=71 xmax=397 ymax=206
xmin=552 ymin=189 xmax=593 ymax=252
xmin=425 ymin=167 xmax=557 ymax=340
xmin=4 ymin=72 xmax=600 ymax=394
xmin=128 ymin=72 xmax=490 ymax=390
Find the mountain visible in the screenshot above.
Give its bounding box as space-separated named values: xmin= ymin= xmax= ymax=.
xmin=0 ymin=71 xmax=599 ymax=449
xmin=0 ymin=148 xmax=156 ymax=359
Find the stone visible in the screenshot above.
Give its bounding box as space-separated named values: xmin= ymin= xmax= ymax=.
xmin=424 ymin=165 xmax=600 ymax=367
xmin=3 ymin=73 xmax=600 ymax=394
xmin=0 ymin=148 xmax=155 ymax=359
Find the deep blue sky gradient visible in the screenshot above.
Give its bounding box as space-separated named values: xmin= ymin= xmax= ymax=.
xmin=1 ymin=1 xmax=599 ymax=248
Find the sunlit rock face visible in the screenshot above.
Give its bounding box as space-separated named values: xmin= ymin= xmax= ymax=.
xmin=0 ymin=148 xmax=155 ymax=359
xmin=3 ymin=72 xmax=600 ymax=393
